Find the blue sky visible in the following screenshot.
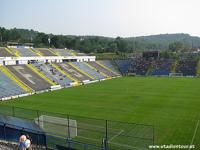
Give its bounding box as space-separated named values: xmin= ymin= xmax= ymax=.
xmin=1 ymin=0 xmax=200 ymax=37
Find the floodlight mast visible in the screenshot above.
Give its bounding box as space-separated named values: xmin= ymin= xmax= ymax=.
xmin=133 ymin=36 xmax=134 ymax=54
xmin=132 ymin=36 xmax=136 ymax=57
xmin=0 ymin=34 xmax=2 ymax=42
xmin=30 ymin=35 xmax=33 ymax=42
xmin=48 ymin=36 xmax=51 ymax=48
xmin=192 ymin=40 xmax=193 ymax=49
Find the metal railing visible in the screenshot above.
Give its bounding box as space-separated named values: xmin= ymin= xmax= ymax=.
xmin=0 ymin=105 xmax=154 ymax=150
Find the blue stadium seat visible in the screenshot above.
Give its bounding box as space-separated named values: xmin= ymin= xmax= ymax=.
xmin=72 ymin=62 xmax=104 ymax=80
xmin=0 ymin=70 xmax=26 ymax=99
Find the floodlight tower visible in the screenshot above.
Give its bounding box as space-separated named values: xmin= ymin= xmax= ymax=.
xmin=132 ymin=36 xmax=136 ymax=58
xmin=0 ymin=34 xmax=2 ymax=42
xmin=192 ymin=40 xmax=194 ymax=50
xmin=48 ymin=36 xmax=51 ymax=48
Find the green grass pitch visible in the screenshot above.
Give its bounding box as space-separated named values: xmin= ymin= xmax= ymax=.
xmin=0 ymin=77 xmax=200 ymax=148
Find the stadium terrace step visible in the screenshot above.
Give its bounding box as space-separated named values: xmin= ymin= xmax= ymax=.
xmin=48 ymin=48 xmax=58 ymax=56
xmin=29 ymin=48 xmax=42 ymax=56
xmin=26 ymin=64 xmax=57 ymax=86
xmin=58 ymin=63 xmax=92 ymax=82
xmin=88 ymin=61 xmax=117 ymax=77
xmin=68 ymin=62 xmax=95 ymax=80
xmin=36 ymin=48 xmax=57 ymax=56
xmin=0 ymin=66 xmax=32 ymax=93
xmin=72 ymin=62 xmax=105 ymax=80
xmin=114 ymin=59 xmax=132 ymax=75
xmin=99 ymin=60 xmax=121 ymax=74
xmin=69 ymin=50 xmax=77 ymax=56
xmin=32 ymin=63 xmax=72 ymax=86
xmin=4 ymin=48 xmax=14 ymax=56
xmin=95 ymin=61 xmax=119 ymax=76
xmin=15 ymin=48 xmax=38 ymax=57
xmin=9 ymin=48 xmax=21 ymax=57
xmin=60 ymin=63 xmax=94 ymax=82
xmin=6 ymin=65 xmax=52 ymax=91
xmin=0 ymin=70 xmax=28 ymax=99
xmin=53 ymin=49 xmax=74 ymax=56
xmin=83 ymin=62 xmax=107 ymax=78
xmin=0 ymin=48 xmax=14 ymax=57
xmin=51 ymin=63 xmax=80 ymax=84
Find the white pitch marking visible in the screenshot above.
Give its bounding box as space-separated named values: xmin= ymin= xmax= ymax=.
xmin=77 ymin=135 xmax=147 ymax=150
xmin=189 ymin=120 xmax=199 ymax=150
xmin=108 ymin=130 xmax=124 ymax=142
xmin=109 ymin=141 xmax=147 ymax=150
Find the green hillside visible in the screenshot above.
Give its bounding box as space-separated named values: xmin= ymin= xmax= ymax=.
xmin=128 ymin=33 xmax=200 ymax=51
xmin=1 ymin=27 xmax=200 ymax=52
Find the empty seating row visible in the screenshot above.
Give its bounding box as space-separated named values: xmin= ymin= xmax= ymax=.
xmin=32 ymin=63 xmax=72 ymax=86
xmin=115 ymin=60 xmax=132 ymax=75
xmin=0 ymin=60 xmax=121 ymax=99
xmin=53 ymin=49 xmax=73 ymax=56
xmin=0 ymin=47 xmax=87 ymax=57
xmin=98 ymin=60 xmax=120 ymax=74
xmin=56 ymin=63 xmax=92 ymax=82
xmin=16 ymin=48 xmax=38 ymax=56
xmin=87 ymin=61 xmax=116 ymax=77
xmin=6 ymin=65 xmax=52 ymax=91
xmin=0 ymin=70 xmax=25 ymax=98
xmin=36 ymin=48 xmax=56 ymax=56
xmin=72 ymin=62 xmax=104 ymax=80
xmin=0 ymin=48 xmax=14 ymax=57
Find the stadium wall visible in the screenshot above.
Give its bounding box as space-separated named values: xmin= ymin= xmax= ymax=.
xmin=0 ymin=77 xmax=122 ymax=101
xmin=0 ymin=56 xmax=96 ymax=66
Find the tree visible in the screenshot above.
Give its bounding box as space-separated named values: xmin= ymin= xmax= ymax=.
xmin=2 ymin=26 xmax=200 ymax=53
xmin=115 ymin=37 xmax=128 ymax=52
xmin=108 ymin=42 xmax=118 ymax=52
xmin=169 ymin=41 xmax=183 ymax=52
xmin=10 ymin=28 xmax=21 ymax=42
xmin=51 ymin=35 xmax=65 ymax=48
xmin=0 ymin=27 xmax=6 ymax=42
xmin=34 ymin=33 xmax=49 ymax=47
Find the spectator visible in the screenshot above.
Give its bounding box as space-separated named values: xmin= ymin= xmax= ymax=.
xmin=19 ymin=135 xmax=26 ymax=150
xmin=25 ymin=134 xmax=32 ymax=150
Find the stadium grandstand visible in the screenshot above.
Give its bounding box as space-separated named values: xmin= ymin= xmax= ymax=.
xmin=0 ymin=45 xmax=120 ymax=101
xmin=1 ymin=47 xmax=200 ymax=100
xmin=2 ymin=0 xmax=200 ymax=149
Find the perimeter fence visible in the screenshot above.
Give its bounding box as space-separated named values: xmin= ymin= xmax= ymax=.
xmin=0 ymin=105 xmax=154 ymax=150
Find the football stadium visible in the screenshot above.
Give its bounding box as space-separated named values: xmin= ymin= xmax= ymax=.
xmin=1 ymin=0 xmax=200 ymax=150
xmin=0 ymin=45 xmax=199 ymax=150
